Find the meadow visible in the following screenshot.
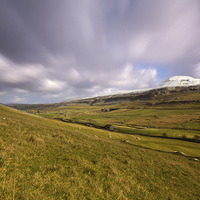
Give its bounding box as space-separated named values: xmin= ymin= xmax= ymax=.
xmin=0 ymin=100 xmax=200 ymax=199
xmin=36 ymin=100 xmax=200 ymax=141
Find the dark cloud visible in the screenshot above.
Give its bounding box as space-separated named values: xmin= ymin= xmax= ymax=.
xmin=0 ymin=0 xmax=200 ymax=103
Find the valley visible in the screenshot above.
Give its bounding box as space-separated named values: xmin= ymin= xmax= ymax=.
xmin=1 ymin=84 xmax=200 ymax=199
xmin=11 ymin=84 xmax=200 ymax=143
xmin=1 ymin=0 xmax=200 ymax=198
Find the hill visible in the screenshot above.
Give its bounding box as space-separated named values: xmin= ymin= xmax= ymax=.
xmin=57 ymin=76 xmax=200 ymax=105
xmin=3 ymin=76 xmax=200 ymax=199
xmin=60 ymin=83 xmax=200 ymax=106
xmin=0 ymin=103 xmax=200 ymax=199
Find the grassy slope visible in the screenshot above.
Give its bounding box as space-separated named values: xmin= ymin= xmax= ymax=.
xmin=0 ymin=104 xmax=200 ymax=199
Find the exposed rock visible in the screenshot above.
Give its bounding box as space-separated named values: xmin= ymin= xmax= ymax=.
xmin=121 ymin=140 xmax=129 ymax=143
xmin=174 ymin=151 xmax=186 ymax=156
xmin=104 ymin=124 xmax=117 ymax=132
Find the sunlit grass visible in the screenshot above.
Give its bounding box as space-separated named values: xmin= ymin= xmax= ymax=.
xmin=35 ymin=102 xmax=200 ymax=142
xmin=0 ymin=104 xmax=200 ymax=199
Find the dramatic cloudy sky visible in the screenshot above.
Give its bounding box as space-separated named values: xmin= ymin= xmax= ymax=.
xmin=0 ymin=0 xmax=200 ymax=103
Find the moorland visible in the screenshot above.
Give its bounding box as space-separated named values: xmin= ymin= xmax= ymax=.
xmin=1 ymin=85 xmax=200 ymax=199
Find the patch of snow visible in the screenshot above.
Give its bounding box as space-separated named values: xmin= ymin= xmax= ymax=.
xmin=159 ymin=76 xmax=200 ymax=88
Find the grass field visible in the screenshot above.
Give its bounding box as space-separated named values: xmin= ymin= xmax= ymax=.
xmin=0 ymin=103 xmax=200 ymax=199
xmin=35 ymin=101 xmax=200 ymax=142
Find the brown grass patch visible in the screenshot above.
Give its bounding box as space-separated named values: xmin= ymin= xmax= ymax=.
xmin=28 ymin=135 xmax=45 ymax=146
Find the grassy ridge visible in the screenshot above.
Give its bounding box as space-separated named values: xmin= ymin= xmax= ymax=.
xmin=0 ymin=104 xmax=200 ymax=199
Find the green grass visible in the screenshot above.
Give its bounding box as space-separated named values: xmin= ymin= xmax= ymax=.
xmin=35 ymin=102 xmax=200 ymax=142
xmin=0 ymin=104 xmax=200 ymax=199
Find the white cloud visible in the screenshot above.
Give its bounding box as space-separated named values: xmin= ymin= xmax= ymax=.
xmin=39 ymin=79 xmax=65 ymax=92
xmin=108 ymin=64 xmax=157 ymax=89
xmin=0 ymin=54 xmax=66 ymax=93
xmin=1 ymin=0 xmax=200 ymax=103
xmin=0 ymin=54 xmax=46 ymax=84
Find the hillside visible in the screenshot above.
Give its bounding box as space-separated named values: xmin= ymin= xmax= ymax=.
xmin=61 ymin=84 xmax=200 ymax=106
xmin=0 ymin=104 xmax=200 ymax=199
xmin=8 ymin=84 xmax=200 ymax=112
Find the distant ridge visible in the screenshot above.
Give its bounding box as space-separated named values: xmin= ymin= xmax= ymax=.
xmin=159 ymin=76 xmax=200 ymax=88
xmin=64 ymin=76 xmax=200 ymax=103
xmin=59 ymin=75 xmax=200 ymax=105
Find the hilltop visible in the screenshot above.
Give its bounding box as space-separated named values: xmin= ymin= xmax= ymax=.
xmin=159 ymin=76 xmax=200 ymax=88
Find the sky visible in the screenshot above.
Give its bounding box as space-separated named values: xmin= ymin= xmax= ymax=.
xmin=0 ymin=0 xmax=200 ymax=104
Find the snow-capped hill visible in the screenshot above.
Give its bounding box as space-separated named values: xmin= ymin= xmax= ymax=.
xmin=159 ymin=76 xmax=200 ymax=88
